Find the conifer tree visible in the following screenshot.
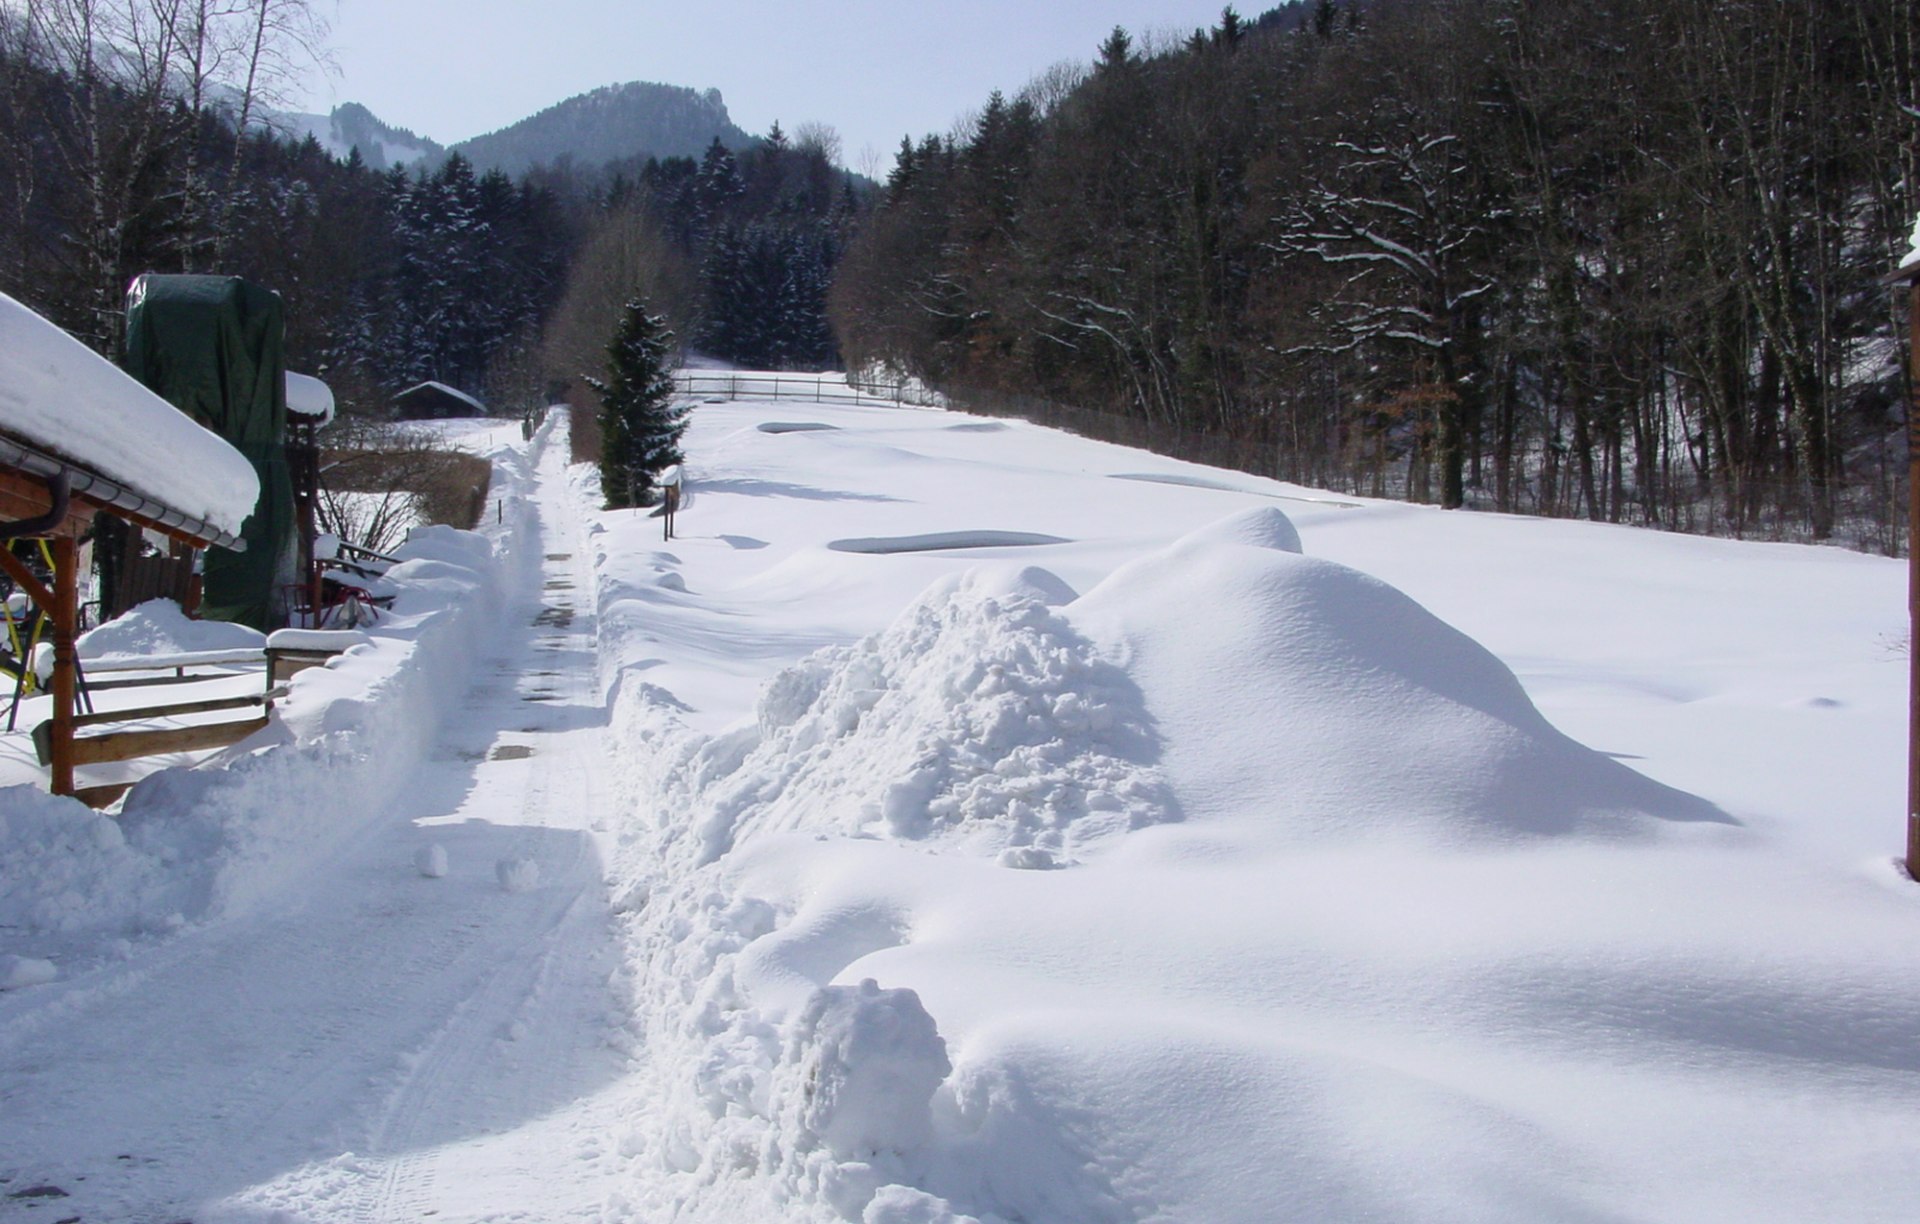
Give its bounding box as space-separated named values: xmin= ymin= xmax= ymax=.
xmin=585 ymin=298 xmax=684 ymax=509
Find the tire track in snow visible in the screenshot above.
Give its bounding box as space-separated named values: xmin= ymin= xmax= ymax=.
xmin=347 ymin=418 xmax=625 ymax=1223
xmin=0 ymin=422 xmax=626 ymax=1224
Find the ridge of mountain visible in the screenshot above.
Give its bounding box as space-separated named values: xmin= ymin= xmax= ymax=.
xmin=451 ymin=81 xmax=752 ymax=177
xmin=279 ymin=80 xmax=751 ymax=177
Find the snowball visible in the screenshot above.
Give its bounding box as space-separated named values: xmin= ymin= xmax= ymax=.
xmin=785 ymin=979 xmax=951 ymax=1160
xmin=415 ymin=844 xmax=448 ymax=879
xmin=496 ymin=857 xmax=540 ymax=893
xmin=0 ymin=953 xmax=58 ymax=990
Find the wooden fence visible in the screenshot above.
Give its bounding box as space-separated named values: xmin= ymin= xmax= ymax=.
xmin=673 ymin=372 xmax=943 ymax=409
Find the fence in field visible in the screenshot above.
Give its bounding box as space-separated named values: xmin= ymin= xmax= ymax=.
xmin=673 ymin=372 xmax=944 ymax=410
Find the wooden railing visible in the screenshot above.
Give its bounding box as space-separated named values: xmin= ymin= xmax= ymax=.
xmin=673 ymin=372 xmax=943 ymax=409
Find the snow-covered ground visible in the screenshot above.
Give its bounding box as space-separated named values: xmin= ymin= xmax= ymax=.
xmin=2 ymin=395 xmax=1915 ymax=1222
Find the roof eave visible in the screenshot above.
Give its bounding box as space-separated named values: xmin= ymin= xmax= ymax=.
xmin=0 ymin=429 xmax=246 ymax=550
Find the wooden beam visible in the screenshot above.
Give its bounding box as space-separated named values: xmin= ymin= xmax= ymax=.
xmin=0 ymin=547 xmax=52 ymax=615
xmin=73 ymin=781 xmax=134 ymax=810
xmin=48 ymin=536 xmax=76 ymax=795
xmin=1908 ymin=279 xmax=1919 ymax=880
xmin=0 ymin=470 xmax=93 ymax=539
xmin=64 ymin=715 xmax=270 ymax=767
xmin=70 ymin=490 xmax=217 ymax=550
xmin=70 ymin=693 xmax=267 ymax=732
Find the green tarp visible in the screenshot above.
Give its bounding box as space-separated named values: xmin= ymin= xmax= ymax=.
xmin=123 ymin=274 xmax=293 ymax=630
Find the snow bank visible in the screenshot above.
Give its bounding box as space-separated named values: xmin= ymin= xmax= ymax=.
xmin=0 ymin=417 xmax=547 ymax=963
xmin=601 ymin=561 xmax=1181 ymax=1219
xmin=0 ymin=290 xmax=259 ymax=536
xmin=1067 ymin=508 xmax=1723 ymax=844
xmin=0 ymin=786 xmax=172 ymax=938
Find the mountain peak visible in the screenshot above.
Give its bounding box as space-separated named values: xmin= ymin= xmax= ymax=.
xmin=276 ymin=103 xmax=445 ymax=171
xmin=451 ymin=80 xmax=751 ymax=178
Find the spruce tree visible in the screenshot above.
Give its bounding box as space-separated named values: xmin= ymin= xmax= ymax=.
xmin=585 ymin=298 xmax=684 ymax=509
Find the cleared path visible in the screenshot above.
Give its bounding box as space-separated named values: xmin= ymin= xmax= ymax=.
xmin=0 ymin=424 xmax=623 ymax=1223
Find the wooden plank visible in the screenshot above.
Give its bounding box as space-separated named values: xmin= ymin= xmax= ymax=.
xmin=33 ymin=694 xmax=269 ymax=763
xmin=79 ymin=671 xmax=234 ymax=693
xmin=0 ymin=470 xmax=94 ymax=539
xmin=71 ymin=693 xmax=266 ymax=730
xmin=73 ymin=781 xmax=134 ymax=810
xmin=269 ymin=651 xmax=335 ymax=683
xmin=67 ymin=715 xmax=270 ymax=766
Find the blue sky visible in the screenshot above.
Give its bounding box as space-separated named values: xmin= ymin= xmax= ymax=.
xmin=296 ymin=1 xmax=1251 ymax=170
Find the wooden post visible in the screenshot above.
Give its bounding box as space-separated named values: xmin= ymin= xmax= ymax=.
xmin=48 ymin=535 xmax=76 ymax=797
xmin=1908 ymin=278 xmax=1920 ymax=880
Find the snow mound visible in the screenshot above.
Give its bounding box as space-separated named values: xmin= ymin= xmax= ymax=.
xmin=78 ymin=598 xmax=265 ymax=662
xmin=1176 ymin=504 xmax=1302 ymax=554
xmin=653 ymin=569 xmax=1175 ymax=865
xmin=1069 ymin=515 xmax=1725 ymax=843
xmin=776 ymin=978 xmax=952 ymax=1162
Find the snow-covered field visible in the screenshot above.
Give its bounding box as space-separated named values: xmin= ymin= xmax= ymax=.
xmin=2 ymin=395 xmax=1915 ymax=1222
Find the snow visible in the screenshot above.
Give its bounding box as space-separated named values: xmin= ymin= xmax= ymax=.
xmin=0 ymin=397 xmax=1915 ymax=1222
xmin=79 ymin=597 xmax=266 ymax=662
xmin=0 ymin=953 xmax=58 ymax=990
xmin=414 ymin=843 xmax=448 ymax=878
xmin=285 ymin=370 xmax=336 ymax=425
xmin=495 ymin=856 xmax=541 ymax=892
xmin=0 ymin=291 xmax=260 ymax=537
xmin=265 ymin=627 xmax=371 ymax=653
xmin=1903 ymin=212 xmax=1920 ymax=272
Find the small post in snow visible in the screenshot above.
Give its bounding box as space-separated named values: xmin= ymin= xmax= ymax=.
xmin=659 ymin=463 xmax=682 ymax=542
xmin=1891 ymin=224 xmax=1920 ymax=880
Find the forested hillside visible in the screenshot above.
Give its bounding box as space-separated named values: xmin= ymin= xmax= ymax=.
xmin=830 ymin=0 xmax=1920 ymax=548
xmin=0 ymin=5 xmax=856 ymax=419
xmin=538 ymin=125 xmax=856 ymax=382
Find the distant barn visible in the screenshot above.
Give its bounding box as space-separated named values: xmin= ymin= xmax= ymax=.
xmin=393 ymin=381 xmax=485 ymax=420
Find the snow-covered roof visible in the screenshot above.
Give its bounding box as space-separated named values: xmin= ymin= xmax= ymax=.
xmin=0 ymin=291 xmax=259 ymax=543
xmin=285 ymin=371 xmax=336 ymax=426
xmin=395 ymin=380 xmax=485 ymax=415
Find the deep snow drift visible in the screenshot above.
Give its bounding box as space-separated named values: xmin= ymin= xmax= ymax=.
xmin=584 ymin=402 xmax=1918 ymax=1223
xmin=3 ymin=395 xmax=1916 ymax=1223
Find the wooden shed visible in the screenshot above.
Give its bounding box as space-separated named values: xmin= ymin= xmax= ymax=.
xmin=393 ymin=380 xmax=485 ymax=420
xmin=0 ymin=291 xmax=257 ymax=798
